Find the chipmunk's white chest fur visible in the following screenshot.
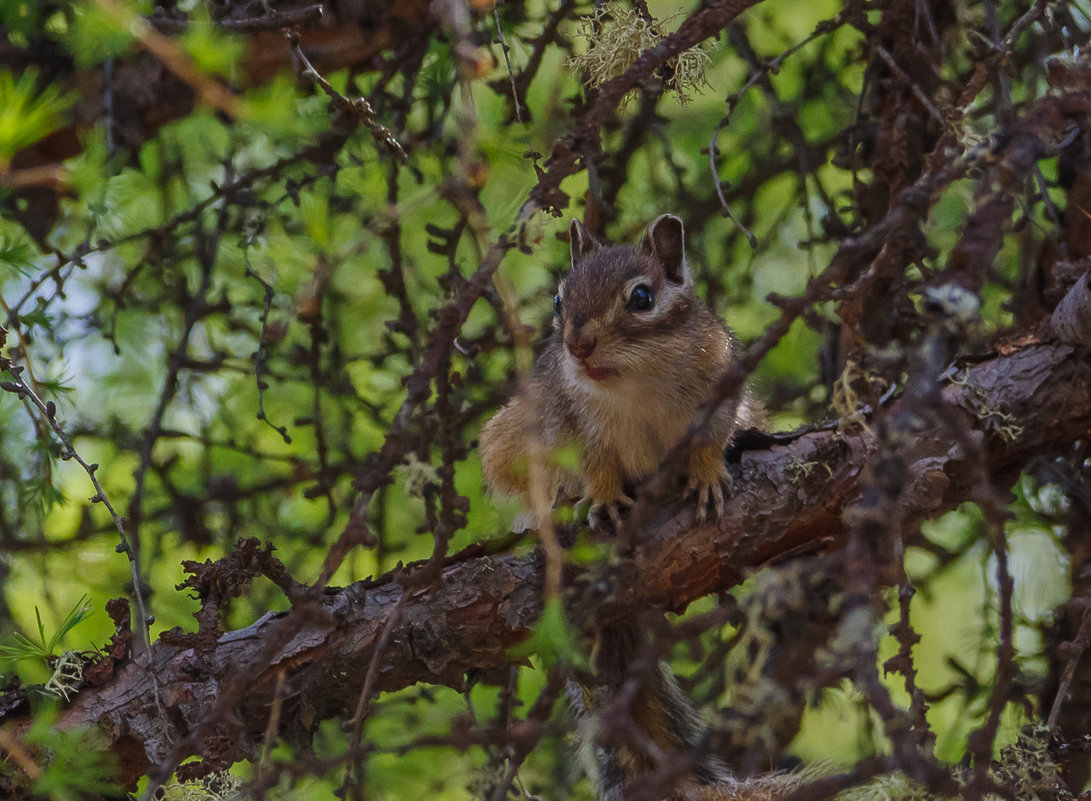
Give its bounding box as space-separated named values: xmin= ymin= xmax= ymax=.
xmin=563 ymin=357 xmax=695 ymax=480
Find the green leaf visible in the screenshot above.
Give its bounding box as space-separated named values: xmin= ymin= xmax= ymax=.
xmin=34 ymin=606 xmax=47 ymax=651
xmin=26 ymin=707 xmax=120 ymax=800
xmin=48 ymin=595 xmax=94 ymax=653
xmin=16 ymin=306 xmax=55 ymax=333
xmin=0 ymin=595 xmax=92 ymax=664
xmin=181 ymin=6 xmax=244 ymax=80
xmin=38 ymin=483 xmax=65 ymax=515
xmin=0 ymin=68 xmax=75 ymax=165
xmin=0 ymin=232 xmax=36 ymax=277
xmin=0 ymin=631 xmax=48 ymax=661
xmin=66 ymin=0 xmax=140 ymax=66
xmin=0 ymin=0 xmax=43 ymax=35
xmin=300 ymin=188 xmax=330 ymax=249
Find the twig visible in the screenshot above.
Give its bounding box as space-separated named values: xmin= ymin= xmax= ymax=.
xmin=485 ymin=670 xmax=565 ymax=801
xmin=528 ymin=0 xmax=764 ymax=215
xmin=243 ymin=251 xmax=292 ymax=445
xmin=963 ymin=516 xmax=1015 ymax=801
xmin=343 ymin=596 xmax=406 ymax=801
xmin=149 ymin=4 xmax=324 ymax=33
xmin=488 ymin=0 xmax=576 ymax=120
xmin=318 ymin=232 xmax=516 ymax=587
xmin=1047 ymin=597 xmax=1091 ymax=732
xmin=0 ymin=343 xmax=153 ymax=652
xmin=286 ymin=32 xmax=408 ymax=163
xmin=11 ymin=141 xmax=346 ymax=324
xmin=0 ymin=729 xmax=41 ymax=779
xmin=253 ymin=668 xmax=287 ymax=799
xmin=874 ymin=45 xmax=944 ymax=125
xmin=493 ymin=6 xmax=525 ymax=124
xmin=886 ymin=583 xmax=934 ymax=747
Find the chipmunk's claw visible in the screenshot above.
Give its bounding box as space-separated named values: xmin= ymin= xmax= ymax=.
xmin=584 ymin=494 xmax=633 ymax=531
xmin=687 ymin=474 xmax=729 ymax=522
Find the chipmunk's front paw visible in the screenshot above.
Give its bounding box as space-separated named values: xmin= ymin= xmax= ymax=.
xmin=583 ymin=494 xmax=633 ymax=531
xmin=686 ymin=456 xmax=730 ymax=522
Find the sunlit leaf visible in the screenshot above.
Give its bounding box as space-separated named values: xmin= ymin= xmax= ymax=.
xmin=0 ymin=69 xmax=74 ymax=164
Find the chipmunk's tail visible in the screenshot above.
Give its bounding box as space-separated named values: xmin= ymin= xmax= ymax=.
xmin=568 ymin=623 xmax=815 ymax=801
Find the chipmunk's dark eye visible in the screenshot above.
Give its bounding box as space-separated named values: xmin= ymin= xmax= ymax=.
xmin=627 ymin=284 xmax=654 ymax=312
xmin=553 ymin=294 xmax=562 ymax=316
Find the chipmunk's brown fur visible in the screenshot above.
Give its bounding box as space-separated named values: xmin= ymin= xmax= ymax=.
xmin=569 ymin=626 xmax=805 ymax=801
xmin=481 ymin=217 xmax=799 ymax=801
xmin=480 ymin=214 xmax=762 ymax=529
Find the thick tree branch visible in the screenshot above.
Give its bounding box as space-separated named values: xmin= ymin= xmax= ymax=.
xmin=41 ymin=342 xmax=1091 ymax=785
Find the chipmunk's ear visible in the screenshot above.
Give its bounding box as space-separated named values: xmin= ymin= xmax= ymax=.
xmin=642 ymin=214 xmax=690 ymax=285
xmin=569 ymin=219 xmax=601 ymax=268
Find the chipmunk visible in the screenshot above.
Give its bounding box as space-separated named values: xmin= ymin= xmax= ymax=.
xmin=481 ymin=216 xmax=793 ymax=801
xmin=480 ymin=214 xmax=763 ymax=529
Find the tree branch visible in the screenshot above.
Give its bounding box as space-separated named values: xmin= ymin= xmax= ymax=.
xmin=34 ymin=342 xmax=1091 ymax=786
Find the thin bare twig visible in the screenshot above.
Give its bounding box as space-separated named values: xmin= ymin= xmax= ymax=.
xmin=343 ymin=596 xmax=407 ymax=801
xmin=149 ymin=3 xmax=324 ymax=33
xmin=493 ymin=6 xmax=525 ymax=124
xmin=874 ymin=45 xmax=944 ymax=125
xmin=0 ymin=343 xmax=153 ymax=654
xmin=1046 ymin=598 xmax=1091 ymax=732
xmin=286 ymin=32 xmax=408 ymax=163
xmin=243 ymin=250 xmax=292 ymax=445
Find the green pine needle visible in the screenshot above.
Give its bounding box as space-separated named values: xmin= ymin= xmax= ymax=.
xmin=0 ymin=595 xmax=93 ymax=663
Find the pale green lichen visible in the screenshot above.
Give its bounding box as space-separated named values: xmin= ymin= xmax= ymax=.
xmin=831 ymin=357 xmax=890 ymax=436
xmin=786 ymin=455 xmax=832 ymax=482
xmin=837 ymin=727 xmax=1069 ymax=801
xmin=43 ymin=650 xmax=84 ymax=701
xmin=992 ymin=726 xmax=1067 ymax=801
xmin=714 ymin=564 xmax=822 ymax=756
xmin=949 ymin=370 xmax=1023 ymax=442
xmin=838 ymin=773 xmax=943 ymax=801
xmin=568 ymin=2 xmax=714 ymax=105
xmin=159 ymin=772 xmax=242 ymax=801
xmin=394 ymin=453 xmax=441 ymax=497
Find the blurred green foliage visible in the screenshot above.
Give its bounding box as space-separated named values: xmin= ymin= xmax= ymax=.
xmin=0 ymin=0 xmax=1086 ymax=798
xmin=0 ymin=68 xmax=74 ymax=166
xmin=13 ymin=707 xmax=120 ymax=800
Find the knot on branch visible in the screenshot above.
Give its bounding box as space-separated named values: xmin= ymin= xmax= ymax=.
xmin=83 ymin=598 xmax=134 ymax=687
xmin=177 ymin=537 xmax=279 ymax=604
xmin=169 ymin=539 xmax=299 ymax=653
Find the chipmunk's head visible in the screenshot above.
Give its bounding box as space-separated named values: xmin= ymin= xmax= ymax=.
xmin=553 ymin=214 xmax=696 ymax=385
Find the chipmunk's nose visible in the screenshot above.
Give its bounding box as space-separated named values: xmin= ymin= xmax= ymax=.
xmin=567 ymin=335 xmax=596 ymax=361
